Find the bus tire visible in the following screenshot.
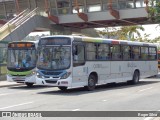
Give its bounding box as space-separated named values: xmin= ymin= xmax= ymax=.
xmin=25 ymin=83 xmax=34 ymax=87
xmin=58 ymin=87 xmax=67 ymax=91
xmin=128 ymin=71 xmax=139 ymax=85
xmin=86 ymin=75 xmax=96 ymax=91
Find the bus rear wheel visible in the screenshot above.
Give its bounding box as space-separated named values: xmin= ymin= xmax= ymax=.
xmin=25 ymin=83 xmax=34 ymax=87
xmin=128 ymin=71 xmax=139 ymax=85
xmin=86 ymin=75 xmax=96 ymax=91
xmin=58 ymin=87 xmax=67 ymax=91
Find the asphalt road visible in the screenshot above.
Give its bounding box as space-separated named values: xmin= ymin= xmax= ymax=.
xmin=0 ymin=77 xmax=160 ymax=120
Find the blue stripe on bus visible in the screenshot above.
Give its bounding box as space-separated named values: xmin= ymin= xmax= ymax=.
xmin=102 ymin=40 xmax=112 ymax=43
xmin=143 ymin=44 xmax=149 ymax=46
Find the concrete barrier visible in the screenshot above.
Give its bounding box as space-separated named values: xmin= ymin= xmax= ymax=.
xmin=0 ymin=75 xmax=6 ymax=81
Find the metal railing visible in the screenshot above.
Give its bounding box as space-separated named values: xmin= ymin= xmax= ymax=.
xmin=0 ymin=8 xmax=40 ymax=41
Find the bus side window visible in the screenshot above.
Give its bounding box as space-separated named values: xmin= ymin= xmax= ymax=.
xmin=141 ymin=47 xmax=148 ymax=60
xmin=73 ymin=45 xmax=78 ymax=61
xmin=97 ymin=44 xmax=110 ymax=60
xmin=86 ymin=43 xmax=96 ymax=60
xmin=149 ymin=47 xmax=157 ymax=60
xmin=111 ymin=45 xmax=121 ymax=60
xmin=73 ymin=45 xmax=85 ymax=66
xmin=132 ymin=46 xmax=140 ymax=60
xmin=122 ymin=45 xmax=131 ymax=60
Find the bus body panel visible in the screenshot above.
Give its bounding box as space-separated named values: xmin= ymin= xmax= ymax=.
xmin=120 ymin=61 xmax=133 ymax=81
xmin=72 ymin=65 xmax=88 ymax=87
xmin=148 ymin=61 xmax=158 ymax=77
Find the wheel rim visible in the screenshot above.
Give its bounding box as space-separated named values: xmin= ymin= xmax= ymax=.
xmin=134 ymin=72 xmax=139 ymax=83
xmin=89 ymin=78 xmax=95 ymax=87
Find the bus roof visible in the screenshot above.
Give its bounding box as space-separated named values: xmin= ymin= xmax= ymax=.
xmin=40 ymin=35 xmax=157 ymax=47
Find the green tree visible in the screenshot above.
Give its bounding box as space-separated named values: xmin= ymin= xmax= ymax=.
xmin=97 ymin=25 xmax=145 ymax=41
xmin=119 ymin=26 xmax=145 ymax=41
xmin=97 ymin=27 xmax=118 ymax=39
xmin=147 ymin=0 xmax=160 ymax=22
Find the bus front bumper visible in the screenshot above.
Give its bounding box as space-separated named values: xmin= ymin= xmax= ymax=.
xmin=7 ymin=74 xmax=36 ymax=83
xmin=36 ymin=77 xmax=72 ymax=87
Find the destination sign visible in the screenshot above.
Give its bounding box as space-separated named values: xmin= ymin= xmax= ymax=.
xmin=8 ymin=43 xmax=35 ymax=48
xmin=39 ymin=37 xmax=71 ymax=45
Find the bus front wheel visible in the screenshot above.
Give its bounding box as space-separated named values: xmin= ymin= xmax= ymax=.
xmin=58 ymin=87 xmax=67 ymax=91
xmin=25 ymin=83 xmax=34 ymax=87
xmin=128 ymin=71 xmax=139 ymax=85
xmin=86 ymin=75 xmax=96 ymax=91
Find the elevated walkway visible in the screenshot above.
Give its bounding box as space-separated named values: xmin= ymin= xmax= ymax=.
xmin=0 ymin=8 xmax=49 ymax=42
xmin=54 ymin=8 xmax=148 ymax=29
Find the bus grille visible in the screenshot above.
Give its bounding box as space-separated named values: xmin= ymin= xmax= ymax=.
xmin=41 ymin=71 xmax=62 ymax=75
xmin=13 ymin=79 xmax=25 ymax=82
xmin=45 ymin=80 xmax=57 ymax=84
xmin=44 ymin=76 xmax=59 ymax=79
xmin=11 ymin=75 xmax=26 ymax=76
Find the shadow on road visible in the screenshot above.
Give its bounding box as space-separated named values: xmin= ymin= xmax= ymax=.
xmin=8 ymin=85 xmax=50 ymax=90
xmin=37 ymin=80 xmax=160 ymax=96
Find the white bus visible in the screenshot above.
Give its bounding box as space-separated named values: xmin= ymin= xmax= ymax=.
xmin=7 ymin=41 xmax=38 ymax=87
xmin=36 ymin=35 xmax=158 ymax=91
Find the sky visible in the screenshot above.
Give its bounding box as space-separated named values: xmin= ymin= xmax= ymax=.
xmin=141 ymin=24 xmax=160 ymax=39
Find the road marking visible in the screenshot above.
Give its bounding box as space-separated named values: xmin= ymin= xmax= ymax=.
xmin=72 ymin=109 xmax=80 ymax=111
xmin=0 ymin=102 xmax=34 ymax=110
xmin=0 ymin=91 xmax=30 ymax=96
xmin=138 ymin=87 xmax=153 ymax=92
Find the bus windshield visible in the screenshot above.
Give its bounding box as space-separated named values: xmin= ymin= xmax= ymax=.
xmin=7 ymin=49 xmax=36 ymax=70
xmin=158 ymin=52 xmax=160 ymax=60
xmin=37 ymin=46 xmax=71 ymax=70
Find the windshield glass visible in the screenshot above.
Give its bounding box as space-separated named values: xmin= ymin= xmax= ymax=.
xmin=158 ymin=53 xmax=160 ymax=60
xmin=37 ymin=46 xmax=71 ymax=70
xmin=7 ymin=49 xmax=36 ymax=69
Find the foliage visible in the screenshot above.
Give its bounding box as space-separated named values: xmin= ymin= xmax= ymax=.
xmin=97 ymin=25 xmax=145 ymax=41
xmin=148 ymin=0 xmax=160 ymax=22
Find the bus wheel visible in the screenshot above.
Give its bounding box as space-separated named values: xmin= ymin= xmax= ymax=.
xmin=86 ymin=75 xmax=96 ymax=91
xmin=25 ymin=83 xmax=34 ymax=87
xmin=58 ymin=87 xmax=67 ymax=91
xmin=128 ymin=71 xmax=139 ymax=85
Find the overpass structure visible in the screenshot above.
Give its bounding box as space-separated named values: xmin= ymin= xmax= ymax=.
xmin=0 ymin=0 xmax=154 ymax=64
xmin=0 ymin=0 xmax=152 ymax=41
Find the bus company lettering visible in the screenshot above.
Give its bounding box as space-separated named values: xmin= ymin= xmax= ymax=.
xmin=93 ymin=64 xmax=108 ymax=69
xmin=127 ymin=63 xmax=137 ymax=67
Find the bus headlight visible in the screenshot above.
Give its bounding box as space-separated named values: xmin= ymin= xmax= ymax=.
xmin=32 ymin=70 xmax=36 ymax=75
xmin=37 ymin=72 xmax=43 ymax=78
xmin=26 ymin=70 xmax=36 ymax=77
xmin=61 ymin=72 xmax=71 ymax=79
xmin=30 ymin=70 xmax=36 ymax=76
